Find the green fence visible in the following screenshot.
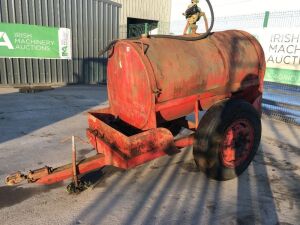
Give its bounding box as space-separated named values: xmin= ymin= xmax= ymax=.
xmin=215 ymin=10 xmax=300 ymax=125
xmin=170 ymin=10 xmax=300 ymax=125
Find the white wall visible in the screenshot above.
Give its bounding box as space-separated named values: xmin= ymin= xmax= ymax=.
xmin=114 ymin=0 xmax=172 ymax=38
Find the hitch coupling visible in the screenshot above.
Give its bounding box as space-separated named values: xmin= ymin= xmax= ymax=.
xmin=5 ymin=166 xmax=53 ymax=186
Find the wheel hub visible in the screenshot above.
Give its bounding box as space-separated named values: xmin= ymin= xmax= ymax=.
xmin=221 ymin=119 xmax=254 ymax=168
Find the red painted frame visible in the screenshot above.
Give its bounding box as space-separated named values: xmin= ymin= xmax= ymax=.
xmin=7 ymin=93 xmax=262 ymax=186
xmin=30 ymin=107 xmax=196 ymax=185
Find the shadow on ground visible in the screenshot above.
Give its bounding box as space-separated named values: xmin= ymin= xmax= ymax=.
xmin=0 ymin=85 xmax=107 ymax=144
xmin=66 ymin=118 xmax=300 ymax=225
xmin=0 ymin=182 xmax=64 ymax=209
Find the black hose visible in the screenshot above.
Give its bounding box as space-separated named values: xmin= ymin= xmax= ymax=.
xmin=98 ymin=37 xmax=138 ymax=56
xmin=99 ymin=0 xmax=214 ymax=56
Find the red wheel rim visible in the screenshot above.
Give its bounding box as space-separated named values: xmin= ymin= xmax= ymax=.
xmin=220 ymin=119 xmax=255 ymax=168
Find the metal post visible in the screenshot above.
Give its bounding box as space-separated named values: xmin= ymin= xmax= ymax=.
xmin=145 ymin=23 xmax=149 ymax=35
xmin=72 ymin=136 xmax=79 ymax=187
xmin=263 ymin=11 xmax=270 ymax=28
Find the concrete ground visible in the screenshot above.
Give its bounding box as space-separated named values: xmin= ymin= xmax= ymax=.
xmin=0 ymin=85 xmax=299 ymax=225
xmin=263 ymin=82 xmax=300 ymax=125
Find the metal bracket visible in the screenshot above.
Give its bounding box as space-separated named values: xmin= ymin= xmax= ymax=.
xmin=5 ymin=171 xmax=26 ymax=186
xmin=5 ymin=166 xmax=52 ymax=185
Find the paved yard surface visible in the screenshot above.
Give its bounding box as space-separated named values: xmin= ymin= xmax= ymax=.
xmin=0 ymin=86 xmax=299 ymax=225
xmin=263 ymin=82 xmax=300 ymax=125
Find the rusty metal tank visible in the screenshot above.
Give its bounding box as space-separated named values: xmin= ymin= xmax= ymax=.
xmin=107 ymin=30 xmax=266 ymax=130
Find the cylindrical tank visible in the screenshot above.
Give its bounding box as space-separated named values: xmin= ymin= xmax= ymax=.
xmin=107 ymin=30 xmax=265 ymax=130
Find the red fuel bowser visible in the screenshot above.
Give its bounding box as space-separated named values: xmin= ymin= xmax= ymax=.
xmin=5 ymin=0 xmax=265 ymax=192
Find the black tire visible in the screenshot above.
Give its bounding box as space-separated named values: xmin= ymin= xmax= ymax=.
xmin=193 ymin=99 xmax=261 ymax=181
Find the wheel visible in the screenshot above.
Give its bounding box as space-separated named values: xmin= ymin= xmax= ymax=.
xmin=193 ymin=99 xmax=261 ymax=180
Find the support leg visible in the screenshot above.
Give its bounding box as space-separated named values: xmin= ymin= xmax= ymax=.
xmin=195 ymin=100 xmax=199 ymax=129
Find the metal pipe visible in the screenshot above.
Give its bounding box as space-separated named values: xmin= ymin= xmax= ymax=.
xmin=72 ymin=136 xmax=79 ymax=187
xmin=195 ymin=100 xmax=199 ymax=129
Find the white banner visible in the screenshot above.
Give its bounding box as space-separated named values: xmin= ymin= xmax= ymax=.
xmin=247 ymin=28 xmax=300 ymax=70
